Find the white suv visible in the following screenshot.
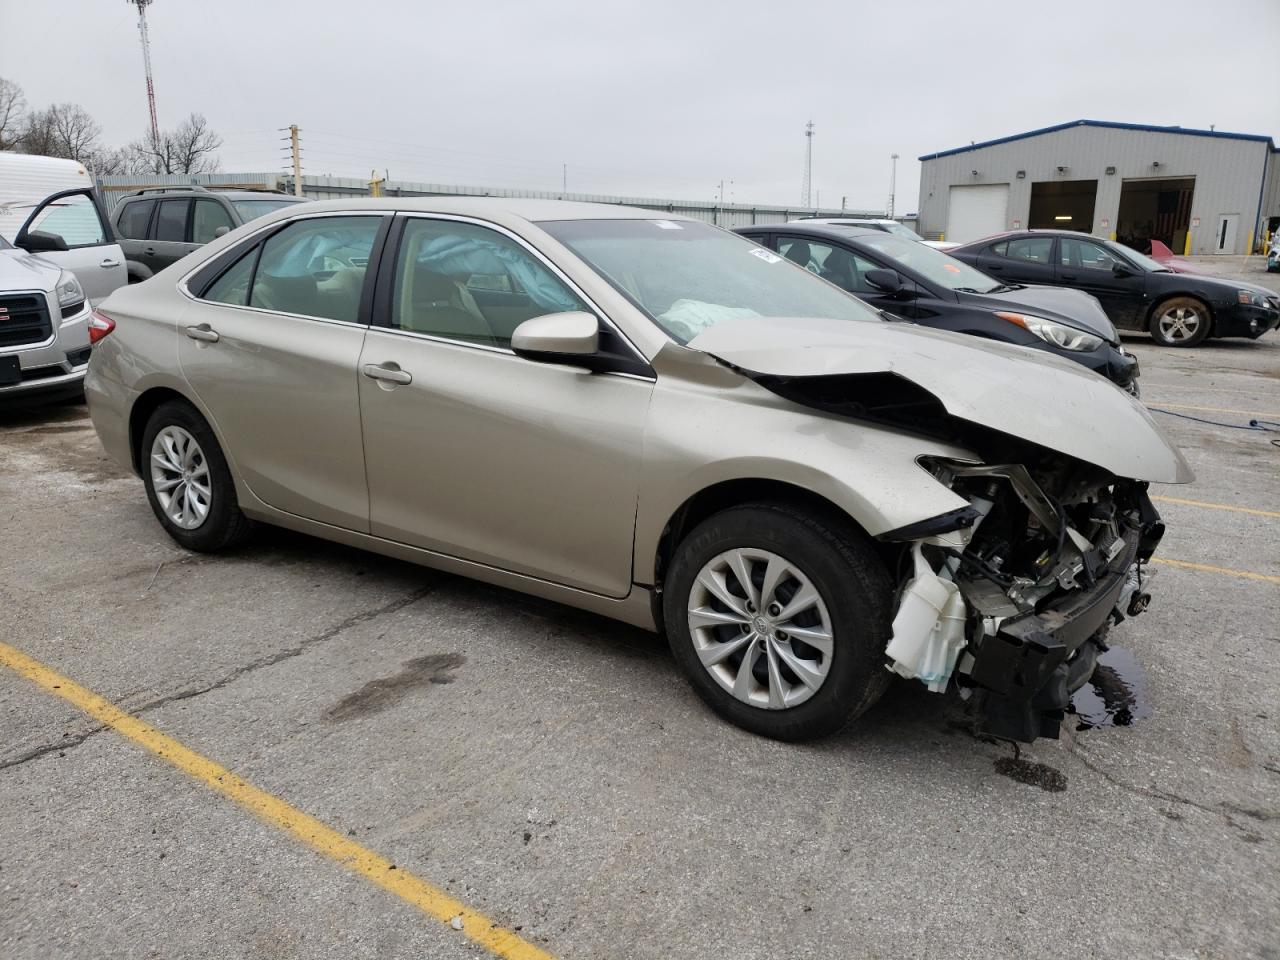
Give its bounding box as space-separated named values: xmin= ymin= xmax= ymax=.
xmin=0 ymin=154 xmax=127 ymax=401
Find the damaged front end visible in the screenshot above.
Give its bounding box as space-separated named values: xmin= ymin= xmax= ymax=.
xmin=879 ymin=458 xmax=1166 ymax=743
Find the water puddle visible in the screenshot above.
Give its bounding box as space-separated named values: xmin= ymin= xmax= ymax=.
xmin=1070 ymin=646 xmax=1151 ymax=731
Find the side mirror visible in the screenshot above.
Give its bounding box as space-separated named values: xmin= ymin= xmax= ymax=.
xmin=511 ymin=311 xmax=600 ymax=364
xmin=864 ymin=268 xmax=905 ymax=294
xmin=17 ymin=230 xmax=69 ymax=253
xmin=1112 ymin=262 xmax=1134 ymax=278
xmin=214 ymin=226 xmax=230 ymax=238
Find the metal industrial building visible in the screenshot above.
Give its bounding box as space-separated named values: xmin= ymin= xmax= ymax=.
xmin=917 ymin=120 xmax=1279 ymax=255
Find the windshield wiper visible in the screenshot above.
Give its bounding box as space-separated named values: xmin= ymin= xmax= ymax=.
xmin=984 ymin=283 xmax=1021 ymax=293
xmin=953 ymin=287 xmax=982 ymax=294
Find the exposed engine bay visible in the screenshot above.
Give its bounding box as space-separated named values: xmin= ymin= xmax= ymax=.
xmin=881 ymin=457 xmax=1165 ymax=743
xmin=739 ymin=367 xmax=1174 ymax=744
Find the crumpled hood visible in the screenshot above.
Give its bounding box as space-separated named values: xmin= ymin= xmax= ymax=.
xmin=967 ymin=284 xmax=1118 ymax=342
xmin=0 ymin=248 xmax=60 ymax=291
xmin=688 ymin=316 xmax=1192 ymax=484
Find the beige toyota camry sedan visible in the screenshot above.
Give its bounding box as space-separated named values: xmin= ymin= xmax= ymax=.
xmin=86 ymin=199 xmax=1191 ymax=744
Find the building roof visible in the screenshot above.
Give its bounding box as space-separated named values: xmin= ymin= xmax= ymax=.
xmin=919 ymin=119 xmax=1277 ymax=161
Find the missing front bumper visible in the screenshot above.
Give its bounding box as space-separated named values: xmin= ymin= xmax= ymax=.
xmin=966 ymin=530 xmax=1141 ymax=743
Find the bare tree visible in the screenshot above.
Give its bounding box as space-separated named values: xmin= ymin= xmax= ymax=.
xmin=17 ymin=103 xmax=103 ymax=162
xmin=133 ymin=113 xmax=222 ymax=174
xmin=0 ymin=77 xmax=25 ymax=151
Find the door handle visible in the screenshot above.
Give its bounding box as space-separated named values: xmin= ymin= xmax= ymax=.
xmin=1060 ymin=273 xmax=1077 ymax=281
xmin=362 ymin=363 xmax=412 ymax=385
xmin=99 ymin=258 xmax=120 ymax=268
xmin=143 ymin=247 xmax=156 ymax=255
xmin=986 ymin=263 xmax=1004 ymax=271
xmin=185 ymin=324 xmax=220 ymax=343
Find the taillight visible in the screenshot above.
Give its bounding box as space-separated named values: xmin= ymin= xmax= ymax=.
xmin=88 ymin=309 xmax=116 ymax=344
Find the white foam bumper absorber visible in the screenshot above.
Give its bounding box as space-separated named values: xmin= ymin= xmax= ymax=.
xmin=885 ymin=543 xmax=968 ymax=692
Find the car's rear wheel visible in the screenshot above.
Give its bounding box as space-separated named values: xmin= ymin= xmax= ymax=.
xmin=141 ymin=399 xmax=253 ymax=551
xmin=663 ymin=503 xmax=893 ymax=741
xmin=1149 ymin=297 xmax=1211 ymax=347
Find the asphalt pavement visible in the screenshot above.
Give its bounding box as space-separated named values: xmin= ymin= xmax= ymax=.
xmin=1 ymin=262 xmax=1277 ymax=959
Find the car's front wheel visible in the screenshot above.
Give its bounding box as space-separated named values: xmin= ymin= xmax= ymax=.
xmin=141 ymin=399 xmax=253 ymax=552
xmin=663 ymin=503 xmax=893 ymax=741
xmin=1149 ymin=297 xmax=1211 ymax=347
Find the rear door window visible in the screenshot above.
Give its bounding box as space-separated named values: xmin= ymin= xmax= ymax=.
xmin=117 ymin=200 xmax=155 ymax=240
xmin=155 ymin=199 xmax=190 ymax=242
xmin=247 ymin=216 xmax=383 ymax=322
xmin=1004 ymin=237 xmax=1054 ymax=264
xmin=202 ymin=247 xmax=259 ymax=306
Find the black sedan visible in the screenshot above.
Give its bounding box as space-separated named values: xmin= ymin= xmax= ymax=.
xmin=947 ymin=230 xmax=1280 ymax=347
xmin=733 ymin=223 xmax=1139 ymax=391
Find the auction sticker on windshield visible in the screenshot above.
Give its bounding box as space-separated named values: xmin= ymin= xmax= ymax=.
xmin=649 ymin=220 xmax=684 ymax=230
xmin=749 ymin=248 xmax=782 ymax=264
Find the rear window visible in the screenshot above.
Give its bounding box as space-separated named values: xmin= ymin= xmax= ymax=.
xmin=155 ymin=200 xmax=188 ymax=242
xmin=117 ymin=199 xmax=155 ymax=240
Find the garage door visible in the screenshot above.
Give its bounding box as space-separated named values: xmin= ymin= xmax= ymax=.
xmin=945 ymin=184 xmax=1010 ymax=243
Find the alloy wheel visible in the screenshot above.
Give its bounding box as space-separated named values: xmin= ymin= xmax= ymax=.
xmin=150 ymin=425 xmax=212 ymax=530
xmin=686 ymin=548 xmax=834 ymax=709
xmin=1156 ymin=305 xmax=1202 ymax=343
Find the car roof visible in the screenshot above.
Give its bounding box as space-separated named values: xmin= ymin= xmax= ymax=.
xmin=231 ymin=197 xmax=702 ymax=231
xmin=733 ymin=222 xmax=880 ymax=241
xmin=954 ymin=228 xmax=1105 ymax=248
xmin=795 ymin=217 xmax=894 ymax=226
xmin=119 ymin=189 xmax=305 ymax=203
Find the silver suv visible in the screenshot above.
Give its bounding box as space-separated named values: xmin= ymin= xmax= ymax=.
xmin=112 ymin=186 xmax=306 ymax=282
xmin=0 ymin=188 xmax=126 ymax=402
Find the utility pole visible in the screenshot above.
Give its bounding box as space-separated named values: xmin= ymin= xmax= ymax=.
xmin=801 ymin=120 xmax=814 ymax=207
xmin=716 ymin=179 xmax=733 ymax=223
xmin=127 ymin=0 xmax=160 ymax=145
xmin=289 ymin=125 xmax=302 ymax=196
xmin=562 ymin=163 xmax=567 ymax=192
xmin=368 ymin=169 xmax=385 ymax=197
xmin=888 ymin=153 xmax=899 ymax=218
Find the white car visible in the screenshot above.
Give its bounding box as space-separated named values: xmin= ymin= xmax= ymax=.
xmin=792 ymin=217 xmax=955 ymax=249
xmin=0 ymin=154 xmax=127 ymax=400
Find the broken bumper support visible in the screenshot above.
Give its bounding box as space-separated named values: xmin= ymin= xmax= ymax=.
xmin=967 ymin=530 xmax=1141 ymax=743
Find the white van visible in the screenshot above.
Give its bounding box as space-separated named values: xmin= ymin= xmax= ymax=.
xmin=0 ymin=154 xmax=127 ymax=401
xmin=0 ymin=153 xmax=128 ymax=302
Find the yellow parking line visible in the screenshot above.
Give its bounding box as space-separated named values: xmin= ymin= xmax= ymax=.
xmin=1151 ymin=558 xmax=1280 ymax=585
xmin=1148 ymin=401 xmax=1280 ymax=418
xmin=1151 ymin=495 xmax=1280 ymax=519
xmin=0 ymin=642 xmax=555 ymax=960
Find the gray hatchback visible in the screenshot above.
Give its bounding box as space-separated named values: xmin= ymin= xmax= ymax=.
xmin=112 ymin=186 xmax=307 ymax=282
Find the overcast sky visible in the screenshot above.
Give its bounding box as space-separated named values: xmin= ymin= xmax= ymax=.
xmin=2 ymin=0 xmax=1277 ymax=212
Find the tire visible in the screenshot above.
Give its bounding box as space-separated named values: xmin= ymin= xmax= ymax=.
xmin=663 ymin=502 xmax=893 ymax=742
xmin=140 ymin=399 xmax=253 ymax=552
xmin=1149 ymin=296 xmax=1211 ymax=347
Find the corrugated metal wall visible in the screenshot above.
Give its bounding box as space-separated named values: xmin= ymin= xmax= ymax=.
xmin=916 ymin=125 xmax=1271 ymax=253
xmin=95 ymin=172 xmax=882 ymax=228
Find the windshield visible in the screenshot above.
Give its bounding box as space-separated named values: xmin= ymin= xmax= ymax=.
xmin=231 ymin=199 xmax=302 ymax=222
xmin=539 ymin=219 xmax=880 ymax=342
xmin=1107 ymin=240 xmax=1168 ymax=272
xmin=857 ymin=233 xmax=1005 ymax=294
